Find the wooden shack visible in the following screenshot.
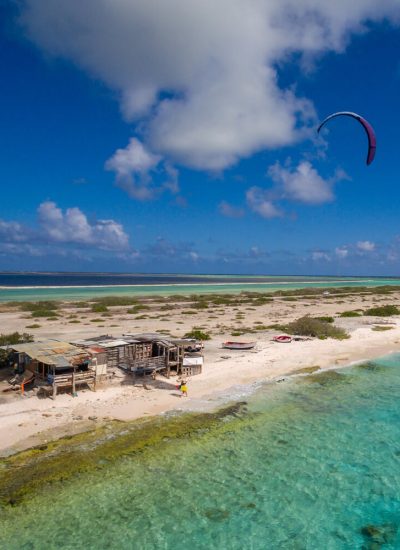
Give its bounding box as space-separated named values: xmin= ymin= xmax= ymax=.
xmin=73 ymin=333 xmax=187 ymax=378
xmin=8 ymin=340 xmax=95 ymax=399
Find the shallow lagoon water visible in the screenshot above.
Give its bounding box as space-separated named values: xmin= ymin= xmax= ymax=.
xmin=1 ymin=273 xmax=400 ymax=301
xmin=2 ymin=356 xmax=400 ymax=549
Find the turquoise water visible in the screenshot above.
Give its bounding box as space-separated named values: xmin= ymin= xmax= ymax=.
xmin=2 ymin=356 xmax=400 ymax=548
xmin=1 ymin=276 xmax=400 ymax=301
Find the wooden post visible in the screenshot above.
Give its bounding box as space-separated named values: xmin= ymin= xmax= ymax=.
xmin=52 ymin=381 xmax=57 ymax=400
xmin=166 ymin=349 xmax=170 ymax=378
xmin=72 ymin=370 xmax=76 ymax=395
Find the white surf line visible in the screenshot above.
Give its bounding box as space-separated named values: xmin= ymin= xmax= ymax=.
xmin=0 ymin=279 xmax=372 ymax=290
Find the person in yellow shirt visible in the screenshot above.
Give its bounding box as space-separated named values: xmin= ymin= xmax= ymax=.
xmin=179 ymin=379 xmax=188 ymax=397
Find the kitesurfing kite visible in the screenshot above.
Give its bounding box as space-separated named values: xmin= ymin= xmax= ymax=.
xmin=317 ymin=111 xmax=376 ymax=165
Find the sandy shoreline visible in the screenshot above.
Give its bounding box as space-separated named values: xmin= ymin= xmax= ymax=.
xmin=1 ymin=288 xmax=400 ymax=456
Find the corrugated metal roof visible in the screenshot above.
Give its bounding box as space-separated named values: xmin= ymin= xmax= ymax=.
xmin=9 ymin=339 xmax=89 ymax=367
xmin=124 ymin=332 xmax=166 ymax=341
xmin=99 ymin=339 xmax=129 ymax=348
xmin=87 ymin=345 xmax=106 ymax=354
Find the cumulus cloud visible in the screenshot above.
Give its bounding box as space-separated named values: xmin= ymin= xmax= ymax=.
xmin=356 ymin=240 xmax=375 ymax=252
xmin=142 ymin=237 xmax=198 ymax=262
xmin=105 ymin=138 xmax=162 ymax=200
xmin=246 ymin=159 xmax=350 ymax=217
xmin=335 ymin=246 xmax=349 ymax=259
xmin=219 ymin=201 xmax=245 ymax=218
xmin=38 ymin=201 xmax=130 ymax=250
xmin=215 ymin=245 xmax=270 ymax=263
xmin=0 ymin=220 xmax=31 ymax=242
xmin=311 ymin=251 xmax=331 ymax=261
xmin=246 ymin=187 xmax=283 ymax=218
xmin=0 ymin=201 xmax=131 ymax=259
xmin=19 ymin=1 xmax=400 ymax=173
xmin=268 ymin=160 xmax=335 ymax=204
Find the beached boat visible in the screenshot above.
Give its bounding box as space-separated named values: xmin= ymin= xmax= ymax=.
xmin=222 ymin=341 xmax=256 ymax=350
xmin=272 ymin=335 xmax=292 ymax=343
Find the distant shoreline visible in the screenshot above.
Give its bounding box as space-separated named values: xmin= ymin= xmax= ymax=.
xmin=0 ymin=279 xmax=360 ymax=290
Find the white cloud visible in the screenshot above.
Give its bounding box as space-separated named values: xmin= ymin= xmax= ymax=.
xmin=105 ymin=138 xmax=162 ymax=200
xmin=268 ymin=160 xmax=334 ymax=204
xmin=106 ymin=138 xmax=160 ymax=177
xmin=246 ymin=187 xmax=283 ymax=218
xmin=19 ymin=1 xmax=400 ymax=172
xmin=335 ymin=246 xmax=349 ymax=259
xmin=189 ymin=251 xmax=199 ymax=262
xmin=0 ymin=220 xmax=30 ymax=242
xmin=311 ymin=251 xmax=331 ymax=261
xmin=37 ymin=201 xmax=130 ymax=250
xmin=219 ymin=201 xmax=245 ymax=218
xmin=356 ymin=240 xmax=375 ymax=252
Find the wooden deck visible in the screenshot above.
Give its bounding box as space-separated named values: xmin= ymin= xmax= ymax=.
xmin=49 ymin=370 xmax=96 ymax=399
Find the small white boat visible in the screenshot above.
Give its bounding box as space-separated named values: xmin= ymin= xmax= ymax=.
xmin=222 ymin=341 xmax=256 ymax=350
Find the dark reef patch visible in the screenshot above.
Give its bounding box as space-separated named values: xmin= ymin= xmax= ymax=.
xmin=0 ymin=401 xmax=251 ymax=508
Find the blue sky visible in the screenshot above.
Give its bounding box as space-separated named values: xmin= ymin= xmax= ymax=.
xmin=1 ymin=1 xmax=400 ymax=275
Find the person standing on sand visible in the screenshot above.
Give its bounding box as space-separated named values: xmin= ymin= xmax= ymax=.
xmin=179 ymin=379 xmax=188 ymax=397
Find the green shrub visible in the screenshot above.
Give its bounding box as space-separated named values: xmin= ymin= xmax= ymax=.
xmin=266 ymin=323 xmax=287 ymax=331
xmin=92 ymin=296 xmax=138 ymax=306
xmin=191 ymin=301 xmax=209 ymax=309
xmin=364 ymin=305 xmax=400 ymax=317
xmin=32 ymin=310 xmax=59 ymax=318
xmin=0 ymin=332 xmax=34 ymax=345
xmin=284 ymin=316 xmax=349 ymax=340
xmin=210 ymin=297 xmax=235 ymax=306
xmin=339 ymin=310 xmax=362 ymax=317
xmin=314 ymin=316 xmax=334 ymax=323
xmin=20 ymin=301 xmax=59 ymax=312
xmin=253 ymin=298 xmax=273 ymax=305
xmin=127 ymin=305 xmax=150 ymax=313
xmin=372 ymin=325 xmax=393 ymax=331
xmin=25 ymin=324 xmax=41 ymax=329
xmin=184 ymin=329 xmax=211 ymax=340
xmin=91 ymin=303 xmax=109 ymax=313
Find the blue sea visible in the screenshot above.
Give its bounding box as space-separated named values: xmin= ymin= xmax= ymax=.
xmin=2 ymin=354 xmax=400 ymax=549
xmin=1 ymin=272 xmax=400 ymax=301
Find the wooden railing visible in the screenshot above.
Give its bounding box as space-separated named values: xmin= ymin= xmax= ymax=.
xmin=49 ymin=370 xmax=96 ymax=399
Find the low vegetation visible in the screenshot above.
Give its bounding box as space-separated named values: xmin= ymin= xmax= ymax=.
xmin=314 ymin=316 xmax=334 ymax=323
xmin=339 ymin=310 xmax=362 ymax=318
xmin=184 ymin=329 xmax=211 ymax=340
xmin=0 ymin=332 xmax=34 ymax=346
xmin=91 ymin=304 xmax=109 ymax=313
xmin=92 ymin=296 xmax=139 ymax=306
xmin=32 ymin=310 xmax=59 ymax=318
xmin=363 ymin=305 xmax=400 ymax=317
xmin=127 ymin=305 xmax=150 ymax=313
xmin=0 ymin=332 xmax=34 ymax=367
xmin=284 ymin=316 xmax=349 ymax=340
xmin=17 ymin=301 xmax=60 ymax=319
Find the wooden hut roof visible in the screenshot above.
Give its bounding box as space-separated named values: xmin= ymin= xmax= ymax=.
xmin=8 ymin=339 xmax=90 ymax=368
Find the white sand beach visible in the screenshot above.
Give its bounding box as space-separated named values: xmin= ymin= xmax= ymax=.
xmin=1 ymin=290 xmax=400 ymax=456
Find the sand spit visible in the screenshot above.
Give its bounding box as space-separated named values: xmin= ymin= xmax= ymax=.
xmin=1 ymin=289 xmax=400 ymax=456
